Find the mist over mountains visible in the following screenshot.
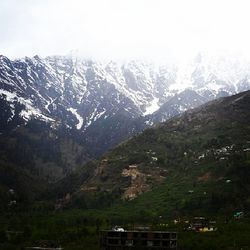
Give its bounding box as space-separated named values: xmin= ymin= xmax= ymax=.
xmin=0 ymin=55 xmax=250 ymax=126
xmin=0 ymin=55 xmax=250 ymax=134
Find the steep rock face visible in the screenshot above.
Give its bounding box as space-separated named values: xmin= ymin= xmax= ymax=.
xmin=1 ymin=54 xmax=250 ymax=158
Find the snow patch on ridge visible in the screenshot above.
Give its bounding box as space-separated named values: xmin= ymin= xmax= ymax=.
xmin=20 ymin=107 xmax=54 ymax=122
xmin=0 ymin=89 xmax=17 ymax=100
xmin=0 ymin=89 xmax=54 ymax=122
xmin=67 ymin=108 xmax=83 ymax=130
xmin=143 ymin=97 xmax=160 ymax=115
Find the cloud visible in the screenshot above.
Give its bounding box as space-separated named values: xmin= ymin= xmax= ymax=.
xmin=1 ymin=0 xmax=250 ymax=61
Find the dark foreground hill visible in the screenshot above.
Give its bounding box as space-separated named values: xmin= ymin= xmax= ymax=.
xmin=53 ymin=90 xmax=250 ymax=216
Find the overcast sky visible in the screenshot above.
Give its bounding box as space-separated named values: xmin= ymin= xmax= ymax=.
xmin=1 ymin=0 xmax=250 ymax=61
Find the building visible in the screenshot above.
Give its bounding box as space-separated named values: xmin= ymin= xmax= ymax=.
xmin=100 ymin=230 xmax=177 ymax=250
xmin=189 ymin=217 xmax=217 ymax=232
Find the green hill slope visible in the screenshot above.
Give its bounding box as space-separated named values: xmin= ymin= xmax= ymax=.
xmin=55 ymin=90 xmax=250 ymax=216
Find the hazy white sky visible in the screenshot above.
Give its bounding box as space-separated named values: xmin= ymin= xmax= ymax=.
xmin=1 ymin=0 xmax=250 ymax=61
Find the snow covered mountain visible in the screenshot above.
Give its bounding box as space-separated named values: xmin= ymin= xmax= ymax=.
xmin=1 ymin=53 xmax=250 ymax=157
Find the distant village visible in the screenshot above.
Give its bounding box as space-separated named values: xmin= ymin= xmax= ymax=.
xmin=5 ymin=187 xmax=246 ymax=249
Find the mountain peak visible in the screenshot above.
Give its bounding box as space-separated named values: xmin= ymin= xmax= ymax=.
xmin=1 ymin=54 xmax=250 ymax=157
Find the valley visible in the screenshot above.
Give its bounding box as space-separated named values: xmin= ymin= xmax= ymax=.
xmin=2 ymin=1 xmax=250 ymax=249
xmin=0 ymin=55 xmax=250 ymax=250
